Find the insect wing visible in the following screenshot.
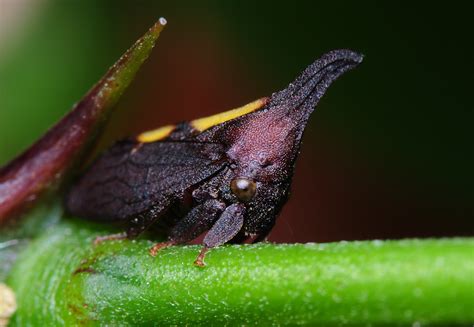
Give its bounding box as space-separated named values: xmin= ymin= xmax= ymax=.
xmin=67 ymin=140 xmax=226 ymax=220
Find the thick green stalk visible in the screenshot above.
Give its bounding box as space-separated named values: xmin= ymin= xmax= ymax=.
xmin=6 ymin=218 xmax=473 ymax=326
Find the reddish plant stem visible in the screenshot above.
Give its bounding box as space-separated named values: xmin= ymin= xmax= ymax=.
xmin=0 ymin=19 xmax=167 ymax=222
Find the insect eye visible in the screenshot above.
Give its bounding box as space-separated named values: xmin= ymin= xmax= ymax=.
xmin=230 ymin=177 xmax=256 ymax=202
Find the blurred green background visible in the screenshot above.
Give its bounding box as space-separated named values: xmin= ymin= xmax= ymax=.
xmin=0 ymin=1 xmax=472 ymax=242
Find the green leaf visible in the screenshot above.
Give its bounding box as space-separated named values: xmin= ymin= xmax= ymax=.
xmin=6 ymin=216 xmax=474 ymax=326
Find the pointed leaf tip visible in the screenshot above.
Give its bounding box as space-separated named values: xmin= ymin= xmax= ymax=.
xmin=0 ymin=20 xmax=166 ymax=222
xmin=159 ymin=17 xmax=167 ymax=26
xmin=91 ymin=18 xmax=167 ymax=108
xmin=146 ymin=18 xmax=167 ymax=39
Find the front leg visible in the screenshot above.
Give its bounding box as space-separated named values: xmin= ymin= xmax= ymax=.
xmin=149 ymin=199 xmax=225 ymax=256
xmin=194 ymin=203 xmax=246 ymax=267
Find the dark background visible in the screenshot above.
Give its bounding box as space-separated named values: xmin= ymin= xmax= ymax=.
xmin=0 ymin=1 xmax=472 ymax=242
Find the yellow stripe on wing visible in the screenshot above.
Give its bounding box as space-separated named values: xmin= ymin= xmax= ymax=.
xmin=137 ymin=124 xmax=175 ymax=143
xmin=191 ymin=97 xmax=268 ymax=132
xmin=137 ymin=97 xmax=268 ymax=143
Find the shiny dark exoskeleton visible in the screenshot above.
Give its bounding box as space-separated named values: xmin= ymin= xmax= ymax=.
xmin=66 ymin=50 xmax=363 ymax=265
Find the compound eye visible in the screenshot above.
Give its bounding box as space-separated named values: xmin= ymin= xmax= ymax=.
xmin=230 ymin=177 xmax=256 ymax=202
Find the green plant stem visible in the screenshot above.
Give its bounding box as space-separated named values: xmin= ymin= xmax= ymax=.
xmin=6 ymin=218 xmax=473 ymax=326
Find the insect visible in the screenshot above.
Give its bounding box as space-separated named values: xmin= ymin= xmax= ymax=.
xmin=66 ymin=49 xmax=363 ymax=266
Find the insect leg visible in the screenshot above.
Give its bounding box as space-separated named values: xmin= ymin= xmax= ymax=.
xmin=194 ymin=203 xmax=246 ymax=267
xmin=149 ymin=199 xmax=225 ymax=256
xmin=93 ymin=232 xmax=128 ymax=245
xmin=94 ymin=202 xmax=172 ymax=246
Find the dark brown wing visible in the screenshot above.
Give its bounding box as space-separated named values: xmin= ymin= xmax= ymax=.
xmin=66 ymin=139 xmax=226 ymax=221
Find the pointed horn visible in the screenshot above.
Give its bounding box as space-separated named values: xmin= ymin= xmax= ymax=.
xmin=269 ymin=49 xmax=363 ymax=121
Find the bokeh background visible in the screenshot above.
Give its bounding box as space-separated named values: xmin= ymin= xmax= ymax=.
xmin=0 ymin=1 xmax=472 ymax=242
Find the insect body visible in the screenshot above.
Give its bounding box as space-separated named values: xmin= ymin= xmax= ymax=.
xmin=66 ymin=50 xmax=363 ymax=266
